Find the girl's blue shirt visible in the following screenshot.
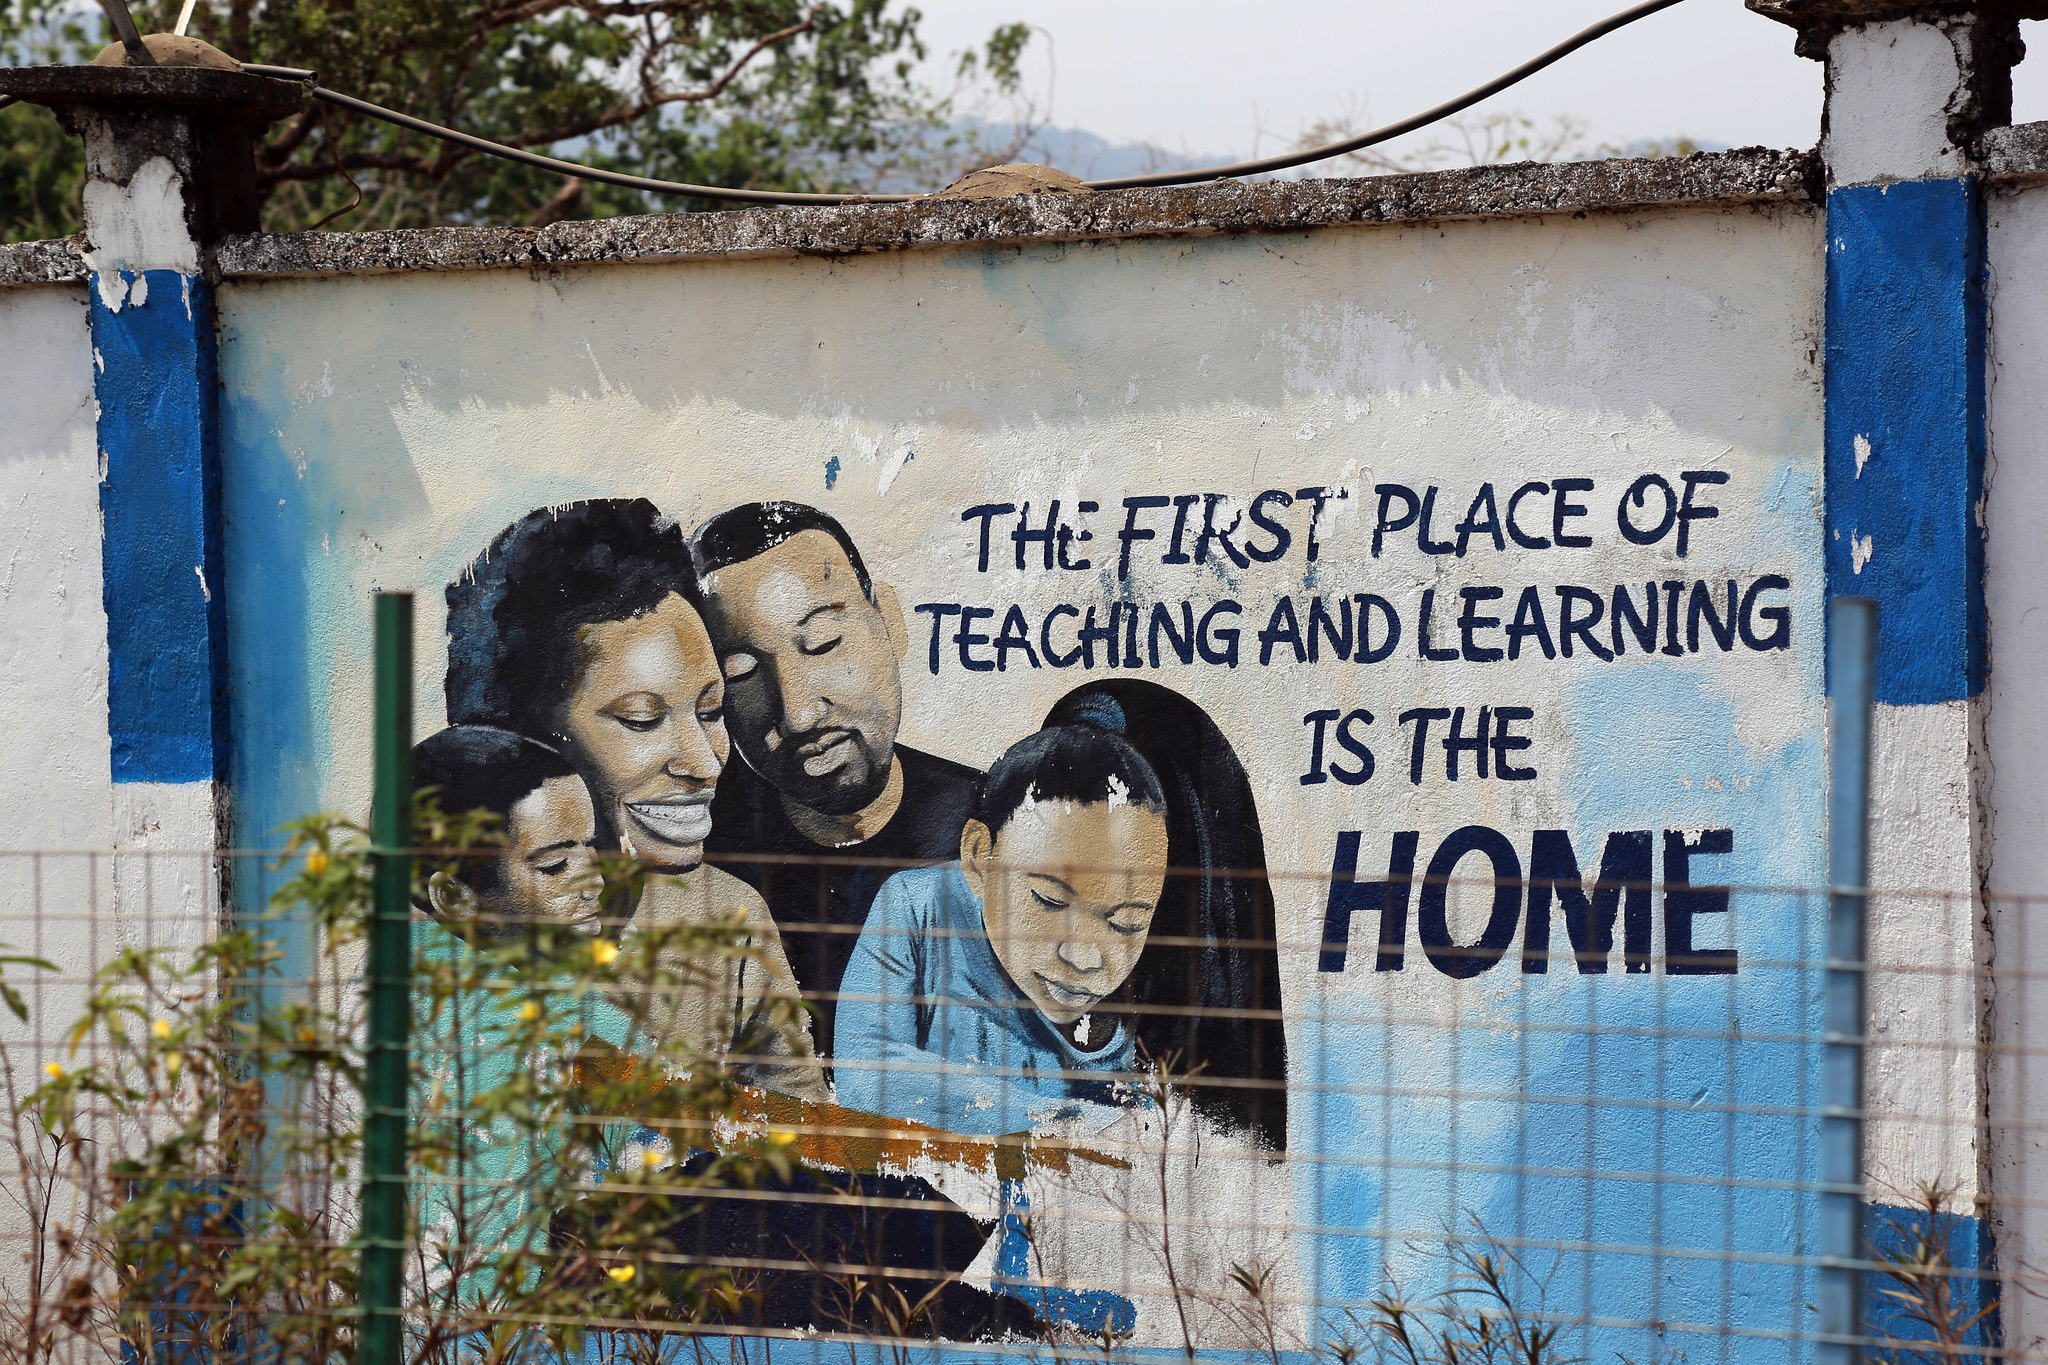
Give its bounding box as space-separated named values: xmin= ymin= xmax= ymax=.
xmin=832 ymin=863 xmax=1139 ymax=1135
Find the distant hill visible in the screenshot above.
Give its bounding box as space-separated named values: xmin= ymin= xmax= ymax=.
xmin=864 ymin=121 xmax=1731 ymax=194
xmin=861 ymin=122 xmax=1232 ymax=191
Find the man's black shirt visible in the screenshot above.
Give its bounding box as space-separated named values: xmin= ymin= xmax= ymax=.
xmin=704 ymin=744 xmax=981 ymax=1056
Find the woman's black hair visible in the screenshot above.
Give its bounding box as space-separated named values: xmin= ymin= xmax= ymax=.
xmin=972 ymin=722 xmax=1167 ymax=841
xmin=1044 ymin=681 xmax=1289 ymax=1152
xmin=444 ymin=499 xmax=700 ymax=739
xmin=413 ymin=725 xmax=579 ymax=897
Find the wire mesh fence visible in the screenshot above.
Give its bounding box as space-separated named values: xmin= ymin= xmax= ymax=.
xmin=0 ymin=842 xmax=2025 ymax=1365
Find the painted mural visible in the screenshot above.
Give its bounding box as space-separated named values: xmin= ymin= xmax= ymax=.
xmin=219 ymin=208 xmax=1828 ymax=1358
xmin=416 ymin=495 xmax=1292 ymax=1338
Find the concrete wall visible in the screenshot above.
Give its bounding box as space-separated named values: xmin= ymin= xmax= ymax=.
xmin=8 ymin=67 xmax=2042 ymax=1351
xmin=0 ymin=2 xmax=2042 ymax=1353
xmin=0 ymin=284 xmax=108 ymax=857
xmin=1986 ymin=174 xmax=2048 ymax=1357
xmin=208 ymin=192 xmax=1828 ymax=1356
xmin=0 ymin=281 xmax=112 ymax=1312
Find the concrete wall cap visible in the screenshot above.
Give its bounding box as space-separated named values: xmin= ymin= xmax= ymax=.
xmin=0 ymin=62 xmax=302 ymax=115
xmin=191 ymin=147 xmax=1819 ymax=284
xmin=1748 ymin=0 xmax=2048 ymax=26
xmin=0 ymin=236 xmax=89 ymax=288
xmin=1748 ymin=0 xmax=2048 ymax=60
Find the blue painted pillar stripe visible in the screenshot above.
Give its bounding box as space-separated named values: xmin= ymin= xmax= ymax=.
xmin=90 ymin=270 xmax=229 ymax=784
xmin=1824 ymin=177 xmax=1987 ymax=704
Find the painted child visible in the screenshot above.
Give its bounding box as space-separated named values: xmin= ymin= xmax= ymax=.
xmin=408 ymin=725 xmax=822 ymax=1305
xmin=409 ymin=725 xmax=615 ymax=1299
xmin=832 ymin=719 xmax=1171 ymax=1137
xmin=414 ymin=724 xmax=604 ymax=936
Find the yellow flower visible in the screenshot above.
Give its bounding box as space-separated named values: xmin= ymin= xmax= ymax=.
xmin=589 ymin=939 xmax=619 ymax=967
xmin=305 ymin=849 xmax=329 ymax=876
xmin=164 ymin=1051 xmax=182 ymax=1074
xmin=606 ymin=1265 xmax=635 ymax=1284
xmin=152 ymin=1019 xmax=171 ymax=1040
xmin=42 ymin=1062 xmax=62 ymax=1080
xmin=767 ymin=1128 xmax=798 ymax=1147
xmin=640 ymin=1147 xmax=664 ymax=1168
xmin=297 ymin=1027 xmax=317 ymax=1044
xmin=517 ymin=1000 xmax=541 ymax=1022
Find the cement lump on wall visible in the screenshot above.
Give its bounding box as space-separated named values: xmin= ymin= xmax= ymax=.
xmin=931 ymin=162 xmax=1090 ymax=199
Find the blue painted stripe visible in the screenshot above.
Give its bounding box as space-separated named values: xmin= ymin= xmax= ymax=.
xmin=91 ymin=270 xmax=228 ymax=784
xmin=1824 ymin=178 xmax=1987 ymax=705
xmin=1863 ymin=1201 xmax=1999 ymax=1352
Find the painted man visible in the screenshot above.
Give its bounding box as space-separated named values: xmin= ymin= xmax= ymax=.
xmin=691 ymin=501 xmax=981 ymax=1051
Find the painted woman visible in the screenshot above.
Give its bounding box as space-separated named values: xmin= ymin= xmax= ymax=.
xmin=444 ymin=497 xmax=825 ymax=1100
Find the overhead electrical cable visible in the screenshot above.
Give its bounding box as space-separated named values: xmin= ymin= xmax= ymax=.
xmin=242 ymin=0 xmax=1691 ymax=206
xmin=239 ymin=71 xmax=891 ymax=206
xmin=9 ymin=0 xmax=1691 ymax=206
xmin=1089 ymin=0 xmax=1689 ymax=190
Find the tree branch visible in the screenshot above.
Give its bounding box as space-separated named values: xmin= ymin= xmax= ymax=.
xmin=509 ymin=16 xmax=812 ymax=147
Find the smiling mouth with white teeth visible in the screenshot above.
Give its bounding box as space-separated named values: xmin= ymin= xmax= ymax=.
xmin=624 ymin=796 xmax=714 ymax=847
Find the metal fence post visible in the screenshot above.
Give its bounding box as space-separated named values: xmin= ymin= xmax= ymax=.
xmin=1821 ymin=595 xmax=1876 ymax=1365
xmin=361 ymin=591 xmax=414 ymax=1362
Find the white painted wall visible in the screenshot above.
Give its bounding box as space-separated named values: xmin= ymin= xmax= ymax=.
xmin=1987 ymin=178 xmax=2048 ymax=1355
xmin=1863 ymin=698 xmax=1991 ymax=1212
xmin=0 ymin=285 xmax=106 ymax=854
xmin=0 ymin=282 xmax=111 ymax=1313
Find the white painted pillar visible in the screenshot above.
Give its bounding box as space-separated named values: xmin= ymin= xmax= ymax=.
xmin=1751 ymin=0 xmax=2035 ymax=1347
xmin=0 ymin=58 xmax=303 ymax=953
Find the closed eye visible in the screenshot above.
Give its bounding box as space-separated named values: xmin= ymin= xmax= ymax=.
xmin=534 ymin=859 xmax=569 ymax=876
xmin=613 ymin=714 xmax=663 ymax=733
xmin=1030 ymin=889 xmax=1068 ymax=911
xmin=1108 ymin=919 xmax=1148 ymax=937
xmin=799 ymin=636 xmax=842 ymax=657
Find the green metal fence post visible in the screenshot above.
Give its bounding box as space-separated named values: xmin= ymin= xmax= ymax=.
xmin=362 ymin=590 xmax=414 ymax=1362
xmin=1821 ymin=595 xmax=1876 ymax=1365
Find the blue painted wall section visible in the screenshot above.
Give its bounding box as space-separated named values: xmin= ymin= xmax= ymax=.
xmin=90 ymin=270 xmax=229 ymax=785
xmin=1824 ymin=177 xmax=1987 ymax=705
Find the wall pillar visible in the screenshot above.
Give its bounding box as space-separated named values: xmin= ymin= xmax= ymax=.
xmin=1750 ymin=0 xmax=2041 ymax=1346
xmin=0 ymin=59 xmax=300 ymax=948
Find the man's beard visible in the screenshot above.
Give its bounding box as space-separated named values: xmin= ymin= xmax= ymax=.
xmin=765 ymin=730 xmax=890 ymax=814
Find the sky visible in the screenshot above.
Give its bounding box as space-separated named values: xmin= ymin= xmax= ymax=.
xmin=913 ymin=0 xmax=2048 ymax=166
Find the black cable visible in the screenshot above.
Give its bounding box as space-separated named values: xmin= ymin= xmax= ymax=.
xmin=1087 ymin=0 xmax=1690 ymax=190
xmin=244 ymin=0 xmax=1684 ymax=208
xmin=243 ymin=69 xmax=915 ymax=206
